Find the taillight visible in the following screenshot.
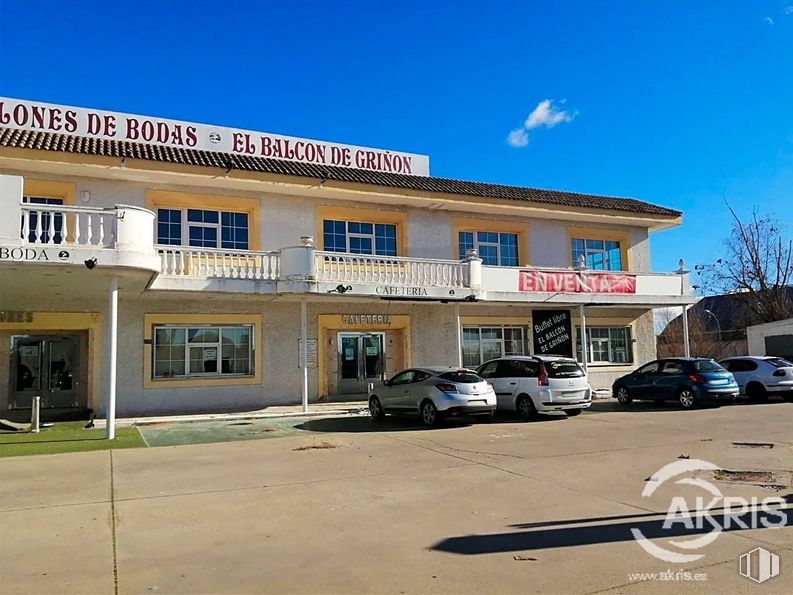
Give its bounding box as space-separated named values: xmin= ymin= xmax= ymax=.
xmin=773 ymin=369 xmax=786 ymax=377
xmin=689 ymin=374 xmax=704 ymax=384
xmin=538 ymin=362 xmax=549 ymax=387
xmin=435 ymin=383 xmax=457 ymax=392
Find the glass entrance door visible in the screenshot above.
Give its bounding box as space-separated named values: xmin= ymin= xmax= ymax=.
xmin=9 ymin=335 xmax=83 ymax=410
xmin=338 ymin=332 xmax=385 ymax=394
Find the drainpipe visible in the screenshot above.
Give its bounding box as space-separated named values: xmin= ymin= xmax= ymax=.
xmin=106 ymin=278 xmax=118 ymax=440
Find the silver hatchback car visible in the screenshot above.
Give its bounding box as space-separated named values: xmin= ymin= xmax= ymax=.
xmin=368 ymin=367 xmax=497 ymax=427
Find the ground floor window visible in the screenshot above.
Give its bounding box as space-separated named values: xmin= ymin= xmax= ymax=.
xmin=462 ymin=325 xmax=528 ymax=367
xmin=575 ymin=326 xmax=633 ymax=364
xmin=152 ymin=325 xmax=253 ymax=378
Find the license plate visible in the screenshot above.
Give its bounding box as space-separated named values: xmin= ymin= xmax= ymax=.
xmin=710 ymin=379 xmax=727 ymax=385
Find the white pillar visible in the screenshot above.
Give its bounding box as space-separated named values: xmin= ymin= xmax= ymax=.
xmin=301 ymin=300 xmax=309 ymax=413
xmin=579 ymin=304 xmax=588 ymax=372
xmin=455 ymin=304 xmax=462 ymax=367
xmin=106 ymin=278 xmax=118 ymax=440
xmin=682 ymin=304 xmax=691 ymax=357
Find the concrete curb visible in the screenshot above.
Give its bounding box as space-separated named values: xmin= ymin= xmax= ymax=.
xmin=95 ymin=405 xmax=370 ymax=429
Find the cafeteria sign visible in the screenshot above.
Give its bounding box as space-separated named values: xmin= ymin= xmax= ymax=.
xmin=532 ymin=310 xmax=573 ymax=357
xmin=519 ymin=270 xmax=636 ymax=294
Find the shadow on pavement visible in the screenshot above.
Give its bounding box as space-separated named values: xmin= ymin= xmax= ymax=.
xmin=432 ymin=508 xmax=793 ymax=555
xmin=295 ymin=412 xmax=567 ymax=433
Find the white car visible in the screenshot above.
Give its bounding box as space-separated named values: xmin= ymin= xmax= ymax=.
xmin=719 ymin=356 xmax=793 ymax=401
xmin=368 ymin=367 xmax=497 ymax=427
xmin=476 ymin=355 xmax=592 ymax=418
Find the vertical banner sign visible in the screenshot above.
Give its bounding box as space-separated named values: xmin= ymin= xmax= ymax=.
xmin=532 ymin=310 xmax=573 ymax=357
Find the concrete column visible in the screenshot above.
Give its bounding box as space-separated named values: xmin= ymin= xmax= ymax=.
xmin=455 ymin=304 xmax=462 ymax=367
xmin=682 ymin=304 xmax=691 ymax=357
xmin=301 ymin=300 xmax=309 ymax=413
xmin=579 ymin=304 xmax=588 ymax=372
xmin=106 ymin=278 xmax=119 ymax=439
xmin=466 ymin=251 xmax=483 ymax=292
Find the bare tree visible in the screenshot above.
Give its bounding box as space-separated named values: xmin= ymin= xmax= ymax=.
xmin=656 ymin=307 xmax=744 ymax=359
xmin=697 ymin=206 xmax=793 ymax=323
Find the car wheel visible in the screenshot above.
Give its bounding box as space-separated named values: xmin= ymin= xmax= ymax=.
xmin=565 ymin=409 xmax=582 ymax=417
xmin=678 ymin=388 xmax=696 ymax=409
xmin=516 ymin=394 xmax=538 ymax=420
xmin=615 ymin=386 xmax=633 ymax=405
xmin=420 ymin=400 xmax=439 ymax=427
xmin=369 ymin=396 xmax=385 ymax=420
xmin=746 ymin=382 xmax=768 ymax=401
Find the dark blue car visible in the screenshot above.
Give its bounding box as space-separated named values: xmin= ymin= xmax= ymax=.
xmin=612 ymin=357 xmax=739 ymax=409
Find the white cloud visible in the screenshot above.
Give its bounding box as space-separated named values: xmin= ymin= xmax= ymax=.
xmin=764 ymin=16 xmax=774 ymax=25
xmin=506 ymin=99 xmax=576 ymax=149
xmin=506 ymin=128 xmax=529 ymax=148
xmin=524 ymin=99 xmax=575 ymax=129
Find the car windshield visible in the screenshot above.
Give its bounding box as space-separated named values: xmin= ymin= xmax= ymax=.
xmin=767 ymin=358 xmax=793 ymax=368
xmin=438 ymin=371 xmax=483 ymax=384
xmin=545 ymin=360 xmax=585 ymax=378
xmin=694 ymin=359 xmax=726 ymax=373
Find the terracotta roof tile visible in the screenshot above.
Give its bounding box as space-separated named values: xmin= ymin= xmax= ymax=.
xmin=0 ymin=128 xmax=681 ymax=218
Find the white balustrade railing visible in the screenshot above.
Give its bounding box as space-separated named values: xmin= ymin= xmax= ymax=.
xmin=315 ymin=251 xmax=469 ymax=287
xmin=158 ymin=247 xmax=280 ymax=280
xmin=20 ymin=204 xmax=118 ymax=247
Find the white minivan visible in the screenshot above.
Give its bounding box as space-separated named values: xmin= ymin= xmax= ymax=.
xmin=476 ymin=355 xmax=592 ymax=418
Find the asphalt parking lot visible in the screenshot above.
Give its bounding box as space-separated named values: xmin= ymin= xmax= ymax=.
xmin=1 ymin=400 xmax=792 ymax=594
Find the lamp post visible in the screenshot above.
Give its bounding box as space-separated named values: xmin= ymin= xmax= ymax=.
xmin=675 ymin=259 xmax=691 ymax=357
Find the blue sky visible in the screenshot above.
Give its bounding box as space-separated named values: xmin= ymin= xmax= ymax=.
xmin=1 ymin=1 xmax=791 ymax=275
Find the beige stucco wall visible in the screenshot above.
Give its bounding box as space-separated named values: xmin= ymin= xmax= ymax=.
xmin=2 ymin=169 xmax=653 ymax=270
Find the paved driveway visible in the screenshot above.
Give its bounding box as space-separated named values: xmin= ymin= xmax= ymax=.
xmin=1 ymin=401 xmax=792 ymax=594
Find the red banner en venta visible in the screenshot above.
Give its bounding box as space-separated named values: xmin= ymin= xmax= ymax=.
xmin=518 ymin=270 xmax=637 ymax=294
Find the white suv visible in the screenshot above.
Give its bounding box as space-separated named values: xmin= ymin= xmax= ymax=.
xmin=476 ymin=355 xmax=592 ymax=418
xmin=719 ymin=356 xmax=793 ymax=401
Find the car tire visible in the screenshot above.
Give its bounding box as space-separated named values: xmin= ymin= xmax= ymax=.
xmin=678 ymin=387 xmax=696 ymax=409
xmin=746 ymin=382 xmax=768 ymax=401
xmin=516 ymin=394 xmax=538 ymax=420
xmin=419 ymin=400 xmax=439 ymax=427
xmin=615 ymin=386 xmax=633 ymax=405
xmin=565 ymin=409 xmax=582 ymax=417
xmin=369 ymin=396 xmax=385 ymax=420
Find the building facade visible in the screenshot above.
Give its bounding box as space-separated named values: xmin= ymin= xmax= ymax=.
xmin=0 ymin=97 xmax=695 ymax=420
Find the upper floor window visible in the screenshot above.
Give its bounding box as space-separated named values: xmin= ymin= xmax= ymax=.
xmin=323 ymin=220 xmax=397 ymax=256
xmin=572 ymin=238 xmax=622 ymax=271
xmin=157 ymin=208 xmax=249 ymax=250
xmin=458 ymin=231 xmax=518 ymax=266
xmin=22 ymin=196 xmax=64 ymax=244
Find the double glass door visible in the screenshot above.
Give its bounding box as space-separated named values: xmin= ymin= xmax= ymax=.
xmin=9 ymin=335 xmax=83 ymax=410
xmin=338 ymin=333 xmax=385 ymax=394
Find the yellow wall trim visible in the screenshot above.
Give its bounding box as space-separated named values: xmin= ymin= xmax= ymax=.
xmin=317 ymin=314 xmax=411 ymax=396
xmin=315 ymin=205 xmax=408 ymax=256
xmin=453 ymin=217 xmax=529 ymax=265
xmin=143 ymin=313 xmax=262 ymax=389
xmin=0 ymin=312 xmax=101 ymax=410
xmin=145 ymin=189 xmax=261 ymax=250
xmin=23 ymin=179 xmax=76 ymax=204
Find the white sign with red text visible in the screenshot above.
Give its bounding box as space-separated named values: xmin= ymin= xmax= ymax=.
xmin=0 ymin=97 xmax=430 ymax=176
xmin=519 ymin=270 xmax=637 ymax=294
